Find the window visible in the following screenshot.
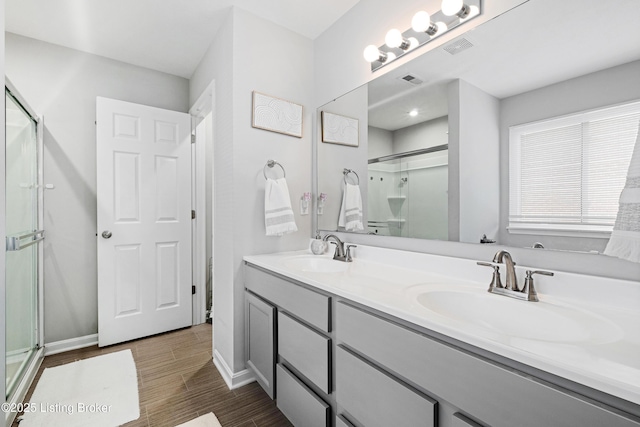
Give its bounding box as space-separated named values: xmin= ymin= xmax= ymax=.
xmin=509 ymin=101 xmax=640 ymax=237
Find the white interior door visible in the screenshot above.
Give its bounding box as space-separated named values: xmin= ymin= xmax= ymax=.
xmin=97 ymin=97 xmax=192 ymax=347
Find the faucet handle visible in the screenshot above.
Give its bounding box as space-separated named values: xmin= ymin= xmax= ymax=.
xmin=328 ymin=241 xmax=340 ymax=256
xmin=521 ymin=270 xmax=554 ymax=301
xmin=346 ymin=244 xmax=357 ymax=262
xmin=477 ymin=261 xmax=503 ymax=291
xmin=527 ymin=270 xmax=554 ymax=278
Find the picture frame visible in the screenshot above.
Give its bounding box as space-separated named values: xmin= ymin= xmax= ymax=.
xmin=252 ymin=91 xmax=303 ymax=138
xmin=321 ymin=111 xmax=359 ymax=147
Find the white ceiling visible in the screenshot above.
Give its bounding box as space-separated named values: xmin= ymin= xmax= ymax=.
xmin=5 ymin=0 xmax=360 ymax=79
xmin=367 ymin=0 xmax=640 ymax=130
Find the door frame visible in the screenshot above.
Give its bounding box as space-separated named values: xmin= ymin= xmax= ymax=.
xmin=189 ymin=80 xmax=215 ymax=325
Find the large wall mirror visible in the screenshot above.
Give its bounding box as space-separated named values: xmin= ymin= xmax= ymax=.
xmin=315 ymin=0 xmax=640 ymax=253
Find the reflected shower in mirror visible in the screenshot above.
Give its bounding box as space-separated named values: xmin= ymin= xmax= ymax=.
xmin=368 ymin=145 xmax=448 ymax=239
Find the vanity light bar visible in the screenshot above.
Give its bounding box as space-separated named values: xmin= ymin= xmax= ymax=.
xmin=364 ymin=0 xmax=482 ymax=72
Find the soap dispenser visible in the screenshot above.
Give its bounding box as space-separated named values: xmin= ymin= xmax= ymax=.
xmin=309 ymin=231 xmax=327 ymax=255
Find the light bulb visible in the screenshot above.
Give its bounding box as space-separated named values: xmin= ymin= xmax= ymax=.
xmin=442 ymin=0 xmax=463 ymax=16
xmin=409 ymin=109 xmax=418 ymax=117
xmin=385 ymin=29 xmax=403 ymax=48
xmin=363 ymin=45 xmax=381 ymax=63
xmin=435 ymin=22 xmax=447 ymax=35
xmin=408 ymin=37 xmax=419 ymax=50
xmin=386 ymin=52 xmax=397 ymax=62
xmin=411 ymin=11 xmax=431 ymax=32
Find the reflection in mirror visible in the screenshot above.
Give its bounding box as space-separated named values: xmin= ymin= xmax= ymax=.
xmin=316 ymin=0 xmax=640 ymax=253
xmin=368 ymin=145 xmax=449 ymax=239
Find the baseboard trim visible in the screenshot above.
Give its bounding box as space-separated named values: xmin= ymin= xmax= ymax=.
xmin=213 ymin=349 xmax=255 ymax=390
xmin=44 ymin=334 xmax=99 ymax=356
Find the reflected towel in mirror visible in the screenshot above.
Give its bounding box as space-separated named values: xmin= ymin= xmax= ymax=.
xmin=265 ymin=178 xmax=298 ymax=236
xmin=339 ymin=183 xmax=364 ymax=231
xmin=604 ymin=121 xmax=640 ymax=263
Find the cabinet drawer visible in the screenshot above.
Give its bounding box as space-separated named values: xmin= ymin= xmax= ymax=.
xmin=245 ymin=264 xmax=331 ymax=332
xmin=336 ymin=345 xmax=437 ymax=427
xmin=336 ymin=301 xmax=640 ymax=427
xmin=278 ymin=311 xmax=331 ymax=393
xmin=276 ymin=363 xmax=330 ymax=427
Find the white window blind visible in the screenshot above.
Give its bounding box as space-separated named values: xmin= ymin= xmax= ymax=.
xmin=509 ymin=101 xmax=640 ymax=237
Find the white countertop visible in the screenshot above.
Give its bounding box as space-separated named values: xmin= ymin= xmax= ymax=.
xmin=243 ymin=244 xmax=640 ymax=407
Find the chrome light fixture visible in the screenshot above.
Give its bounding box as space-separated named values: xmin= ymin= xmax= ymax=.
xmin=363 ymin=0 xmax=482 ymax=71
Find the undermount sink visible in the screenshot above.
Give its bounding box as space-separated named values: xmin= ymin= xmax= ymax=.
xmin=413 ymin=288 xmax=622 ymax=345
xmin=281 ymin=255 xmax=349 ymax=273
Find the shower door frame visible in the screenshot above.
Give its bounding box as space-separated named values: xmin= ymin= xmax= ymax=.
xmin=4 ymin=79 xmax=45 ymax=418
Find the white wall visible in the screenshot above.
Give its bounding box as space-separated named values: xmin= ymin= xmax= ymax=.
xmin=368 ymin=126 xmax=393 ymax=159
xmin=190 ymin=7 xmax=314 ymax=376
xmin=190 ymin=7 xmax=236 ymax=377
xmin=5 ymin=33 xmax=190 ymax=344
xmin=393 ymin=116 xmax=448 ymax=153
xmin=456 ymin=80 xmax=500 ymax=243
xmin=499 ymin=60 xmax=640 ymax=252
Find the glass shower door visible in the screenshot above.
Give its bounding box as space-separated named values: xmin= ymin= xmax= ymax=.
xmin=5 ymin=89 xmax=40 ymax=399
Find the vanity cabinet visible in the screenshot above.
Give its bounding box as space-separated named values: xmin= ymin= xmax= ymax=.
xmin=336 ymin=301 xmax=640 ymax=427
xmin=245 ymin=261 xmax=640 ymax=427
xmin=245 ymin=263 xmax=333 ymax=425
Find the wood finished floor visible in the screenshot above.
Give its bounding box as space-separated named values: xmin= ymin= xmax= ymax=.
xmin=15 ymin=324 xmax=293 ymax=427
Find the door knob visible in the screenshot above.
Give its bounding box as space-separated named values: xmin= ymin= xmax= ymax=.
xmin=101 ymin=231 xmax=112 ymax=239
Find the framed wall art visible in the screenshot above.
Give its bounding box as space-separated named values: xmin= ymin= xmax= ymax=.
xmin=252 ymin=91 xmax=303 ymax=138
xmin=321 ymin=111 xmax=359 ymax=147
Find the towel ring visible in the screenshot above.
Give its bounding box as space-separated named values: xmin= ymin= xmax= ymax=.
xmin=343 ymin=168 xmax=359 ymax=185
xmin=263 ymin=160 xmax=286 ymax=180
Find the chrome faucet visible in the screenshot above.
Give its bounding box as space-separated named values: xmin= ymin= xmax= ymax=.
xmin=322 ymin=234 xmax=356 ymax=262
xmin=477 ymin=250 xmax=554 ymax=302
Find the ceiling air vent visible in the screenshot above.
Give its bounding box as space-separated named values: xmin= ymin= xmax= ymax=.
xmin=398 ymin=73 xmax=424 ymax=85
xmin=443 ymin=38 xmax=474 ymax=55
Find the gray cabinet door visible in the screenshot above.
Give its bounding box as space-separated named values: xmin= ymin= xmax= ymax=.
xmin=245 ymin=291 xmax=276 ymax=398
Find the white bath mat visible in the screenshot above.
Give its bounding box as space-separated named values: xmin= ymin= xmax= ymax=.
xmin=19 ymin=349 xmax=139 ymax=427
xmin=176 ymin=412 xmax=222 ymax=427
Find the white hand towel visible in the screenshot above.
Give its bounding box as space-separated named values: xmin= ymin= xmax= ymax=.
xmin=338 ymin=183 xmax=364 ymax=231
xmin=265 ymin=178 xmax=298 ymax=236
xmin=604 ymin=121 xmax=640 ymax=263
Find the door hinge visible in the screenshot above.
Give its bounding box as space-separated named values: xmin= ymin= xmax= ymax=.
xmin=192 ymin=285 xmax=196 ymax=295
xmin=191 ymin=134 xmax=196 ymax=144
xmin=191 ymin=210 xmax=196 ymax=219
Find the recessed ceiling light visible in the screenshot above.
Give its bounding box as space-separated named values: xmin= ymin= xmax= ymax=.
xmin=409 ymin=109 xmax=418 ymax=117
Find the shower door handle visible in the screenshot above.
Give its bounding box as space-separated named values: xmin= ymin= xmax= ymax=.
xmin=101 ymin=231 xmax=113 ymax=239
xmin=6 ymin=230 xmax=45 ymax=251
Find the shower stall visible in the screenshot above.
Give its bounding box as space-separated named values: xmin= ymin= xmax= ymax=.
xmin=367 ymin=145 xmax=449 ymax=239
xmin=4 ymin=83 xmax=44 ymax=406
